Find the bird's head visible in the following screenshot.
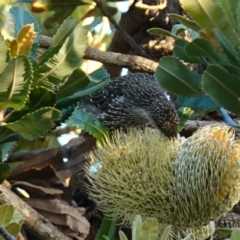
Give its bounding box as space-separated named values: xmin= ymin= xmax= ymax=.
xmin=150 ymin=99 xmax=179 ymax=138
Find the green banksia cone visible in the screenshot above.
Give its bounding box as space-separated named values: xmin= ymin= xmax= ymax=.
xmin=85 ymin=128 xmax=178 ymax=225
xmin=169 ymin=124 xmax=240 ymax=228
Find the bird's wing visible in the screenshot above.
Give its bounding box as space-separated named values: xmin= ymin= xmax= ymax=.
xmin=88 ymin=79 xmax=126 ymax=109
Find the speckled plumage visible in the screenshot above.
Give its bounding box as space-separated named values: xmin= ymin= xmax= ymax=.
xmin=78 ymin=73 xmax=179 ymax=138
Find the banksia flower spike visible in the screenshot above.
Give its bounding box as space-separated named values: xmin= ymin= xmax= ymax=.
xmin=169 ymin=124 xmax=240 ymax=228
xmin=85 ymin=128 xmax=178 ymax=225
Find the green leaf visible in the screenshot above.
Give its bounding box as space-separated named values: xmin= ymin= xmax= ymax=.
xmin=0 ymin=164 xmax=11 ymax=184
xmin=0 ymin=34 xmax=8 ymax=74
xmin=95 ymin=217 xmax=116 ymax=240
xmin=215 ymin=228 xmax=232 ymax=236
xmin=56 ymin=76 xmax=110 ymax=109
xmin=169 ymin=13 xmax=200 ymax=31
xmin=5 ymin=107 xmax=61 ymax=140
xmin=217 ymin=0 xmax=238 ymax=32
xmin=155 ymin=56 xmax=203 ymax=97
xmin=177 ymin=107 xmax=194 ymax=132
xmin=171 ymin=24 xmax=199 ymax=39
xmin=148 ymin=28 xmax=178 ymax=39
xmin=0 ymin=205 xmax=14 ymax=227
xmin=10 ymin=211 xmax=24 ymax=226
xmin=57 ymin=68 xmax=91 ymax=100
xmin=5 ymin=222 xmax=21 ymax=237
xmin=0 ymin=142 xmax=16 ymax=161
xmin=231 ymin=229 xmax=240 ymax=240
xmin=0 ymin=56 xmax=32 ymax=111
xmin=6 ymin=87 xmax=56 ymax=123
xmin=32 ymin=22 xmax=88 ymax=88
xmin=202 ymin=65 xmax=240 ymax=115
xmin=173 ymin=39 xmax=203 ymax=63
xmin=213 ymin=28 xmax=240 ymax=66
xmin=52 ymin=16 xmax=79 ymax=47
xmin=185 ymin=38 xmax=229 ymax=66
xmin=66 ymin=109 xmax=110 ymax=143
xmin=10 ymin=6 xmax=41 ymax=61
xmin=180 ymin=0 xmax=238 ymax=47
xmin=178 ymin=95 xmax=219 ymax=119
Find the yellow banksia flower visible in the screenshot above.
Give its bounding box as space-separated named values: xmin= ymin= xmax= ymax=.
xmin=169 ymin=124 xmax=240 ymax=228
xmin=85 ymin=128 xmax=179 ymax=225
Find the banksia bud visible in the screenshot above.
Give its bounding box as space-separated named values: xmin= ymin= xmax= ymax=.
xmin=169 ymin=124 xmax=240 ymax=228
xmin=85 ymin=128 xmax=178 ymax=225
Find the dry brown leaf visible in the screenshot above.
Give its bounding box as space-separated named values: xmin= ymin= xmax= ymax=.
xmin=11 ymin=181 xmax=63 ymax=196
xmin=26 ymin=198 xmax=89 ymax=237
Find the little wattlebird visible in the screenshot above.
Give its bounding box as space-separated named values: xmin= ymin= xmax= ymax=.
xmin=78 ymin=72 xmax=179 ymax=138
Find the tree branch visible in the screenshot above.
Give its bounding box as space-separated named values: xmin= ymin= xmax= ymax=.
xmin=84 ymin=47 xmax=158 ymax=73
xmin=0 ymin=181 xmax=71 ymax=240
xmin=39 ymin=35 xmax=159 ymax=73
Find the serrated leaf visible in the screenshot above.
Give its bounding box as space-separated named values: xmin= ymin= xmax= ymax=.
xmin=10 ymin=6 xmax=41 ymax=61
xmin=17 ymin=24 xmax=37 ymax=56
xmin=148 ymin=28 xmax=178 ymax=38
xmin=155 ymin=56 xmax=203 ymax=97
xmin=0 ymin=35 xmax=8 ymax=74
xmin=32 ymin=23 xmax=88 ymax=88
xmin=66 ymin=109 xmax=110 ymax=143
xmin=174 ymin=39 xmax=203 ymax=63
xmin=57 ymin=68 xmax=91 ymax=100
xmin=169 ymin=13 xmax=200 ymax=31
xmin=52 ymin=16 xmax=79 ymax=47
xmin=5 ymin=222 xmax=21 ymax=237
xmin=217 ymin=0 xmax=238 ymax=32
xmin=213 ymin=28 xmax=240 ymax=66
xmin=0 ymin=164 xmax=11 ymax=184
xmin=140 ymin=218 xmax=158 ymax=240
xmin=0 ymin=56 xmax=32 ymax=111
xmin=180 ymin=0 xmax=238 ymax=48
xmin=0 ymin=205 xmax=14 ymax=227
xmin=5 ymin=107 xmax=61 ymax=140
xmin=185 ymin=38 xmax=229 ymax=66
xmin=6 ymin=86 xmax=56 ymax=123
xmin=0 ymin=142 xmax=16 ymax=161
xmin=56 ymin=76 xmax=110 ymax=109
xmin=8 ymin=39 xmax=19 ymax=57
xmin=202 ymin=65 xmax=240 ymax=115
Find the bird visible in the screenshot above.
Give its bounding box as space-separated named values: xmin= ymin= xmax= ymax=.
xmin=78 ymin=72 xmax=179 ymax=138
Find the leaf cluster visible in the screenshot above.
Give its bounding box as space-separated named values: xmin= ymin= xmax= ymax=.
xmin=0 ymin=7 xmax=110 ymax=170
xmin=149 ymin=0 xmax=240 ymax=119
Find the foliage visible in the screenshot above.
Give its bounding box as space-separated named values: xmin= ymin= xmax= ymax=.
xmin=149 ymin=0 xmax=240 ymax=119
xmin=0 ymin=204 xmax=24 ymax=240
xmin=0 ymin=6 xmax=111 ymax=178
